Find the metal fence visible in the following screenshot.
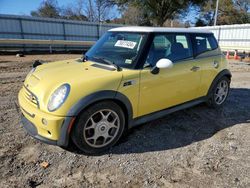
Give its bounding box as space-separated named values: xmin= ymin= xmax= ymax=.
xmin=0 ymin=14 xmax=121 ymax=52
xmin=1 ymin=14 xmax=250 ymax=52
xmin=196 ymin=24 xmax=250 ymax=52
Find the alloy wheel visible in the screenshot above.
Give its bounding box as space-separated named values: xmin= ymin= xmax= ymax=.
xmin=214 ymin=80 xmax=229 ymax=105
xmin=83 ymin=109 xmax=120 ymax=148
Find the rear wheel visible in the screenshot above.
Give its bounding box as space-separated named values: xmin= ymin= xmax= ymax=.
xmin=71 ymin=101 xmax=125 ymax=154
xmin=207 ymin=76 xmax=230 ymax=108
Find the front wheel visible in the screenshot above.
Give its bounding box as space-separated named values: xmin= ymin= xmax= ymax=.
xmin=207 ymin=76 xmax=230 ymax=108
xmin=71 ymin=101 xmax=125 ymax=154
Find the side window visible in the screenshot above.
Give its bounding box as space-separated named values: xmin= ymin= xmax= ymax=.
xmin=176 ymin=35 xmax=189 ymax=48
xmin=153 ymin=35 xmax=171 ymax=50
xmin=194 ymin=34 xmax=218 ymax=55
xmin=145 ymin=34 xmax=192 ymax=67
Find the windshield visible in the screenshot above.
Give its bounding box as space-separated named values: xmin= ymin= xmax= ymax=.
xmin=85 ymin=32 xmax=147 ymax=69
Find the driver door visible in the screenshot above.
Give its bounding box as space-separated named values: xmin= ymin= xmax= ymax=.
xmin=138 ymin=33 xmax=201 ymax=116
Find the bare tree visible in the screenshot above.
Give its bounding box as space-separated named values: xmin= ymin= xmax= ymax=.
xmin=61 ymin=0 xmax=88 ymax=21
xmin=85 ymin=0 xmax=113 ymax=22
xmin=95 ymin=0 xmax=110 ymax=22
xmin=85 ymin=0 xmax=96 ymax=22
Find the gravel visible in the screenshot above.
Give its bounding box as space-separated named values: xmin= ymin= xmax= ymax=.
xmin=0 ymin=55 xmax=250 ymax=187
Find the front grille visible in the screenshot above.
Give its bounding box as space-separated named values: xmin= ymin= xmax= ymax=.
xmin=23 ymin=86 xmax=40 ymax=108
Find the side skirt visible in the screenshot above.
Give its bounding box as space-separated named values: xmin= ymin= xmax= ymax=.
xmin=130 ymin=97 xmax=207 ymax=128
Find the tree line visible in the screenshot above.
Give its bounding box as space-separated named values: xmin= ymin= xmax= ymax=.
xmin=30 ymin=0 xmax=250 ymax=26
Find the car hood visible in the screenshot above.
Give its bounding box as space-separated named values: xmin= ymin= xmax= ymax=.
xmin=23 ymin=59 xmax=123 ymax=116
xmin=30 ymin=59 xmax=117 ymax=83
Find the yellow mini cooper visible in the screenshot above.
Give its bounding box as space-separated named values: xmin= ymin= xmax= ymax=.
xmin=19 ymin=27 xmax=231 ymax=154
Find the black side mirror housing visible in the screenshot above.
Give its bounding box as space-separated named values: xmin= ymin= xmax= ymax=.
xmin=150 ymin=66 xmax=160 ymax=74
xmin=33 ymin=60 xmax=42 ymax=68
xmin=81 ymin=54 xmax=87 ymax=62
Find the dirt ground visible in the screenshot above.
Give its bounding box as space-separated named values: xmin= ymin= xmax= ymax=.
xmin=0 ymin=54 xmax=250 ymax=188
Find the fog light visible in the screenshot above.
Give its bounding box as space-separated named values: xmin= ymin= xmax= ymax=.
xmin=42 ymin=118 xmax=48 ymax=125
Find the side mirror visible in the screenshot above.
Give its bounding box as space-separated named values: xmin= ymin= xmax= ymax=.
xmin=81 ymin=54 xmax=87 ymax=62
xmin=33 ymin=60 xmax=42 ymax=68
xmin=151 ymin=59 xmax=173 ymax=74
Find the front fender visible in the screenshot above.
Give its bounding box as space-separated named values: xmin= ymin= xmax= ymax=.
xmin=58 ymin=90 xmax=133 ymax=146
xmin=66 ymin=90 xmax=132 ymax=117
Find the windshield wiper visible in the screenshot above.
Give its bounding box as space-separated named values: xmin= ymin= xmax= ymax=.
xmin=92 ymin=56 xmax=122 ymax=71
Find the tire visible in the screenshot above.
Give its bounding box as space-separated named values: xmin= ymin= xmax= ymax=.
xmin=71 ymin=101 xmax=125 ymax=155
xmin=207 ymin=76 xmax=230 ymax=108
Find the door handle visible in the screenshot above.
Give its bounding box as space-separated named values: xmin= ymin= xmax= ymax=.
xmin=190 ymin=66 xmax=200 ymax=72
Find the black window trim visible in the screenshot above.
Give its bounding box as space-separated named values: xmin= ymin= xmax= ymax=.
xmin=92 ymin=31 xmax=218 ymax=70
xmin=135 ymin=32 xmax=155 ymax=69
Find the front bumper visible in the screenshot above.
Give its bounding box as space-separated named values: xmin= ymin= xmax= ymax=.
xmin=21 ymin=115 xmax=57 ymax=145
xmin=18 ymin=88 xmax=74 ymax=147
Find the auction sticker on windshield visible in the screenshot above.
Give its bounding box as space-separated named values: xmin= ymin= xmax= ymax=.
xmin=114 ymin=40 xmax=137 ymax=49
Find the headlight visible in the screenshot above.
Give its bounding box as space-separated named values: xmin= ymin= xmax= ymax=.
xmin=47 ymin=84 xmax=70 ymax=112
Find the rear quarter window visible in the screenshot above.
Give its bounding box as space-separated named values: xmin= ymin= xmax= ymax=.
xmin=193 ymin=34 xmax=218 ymax=56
